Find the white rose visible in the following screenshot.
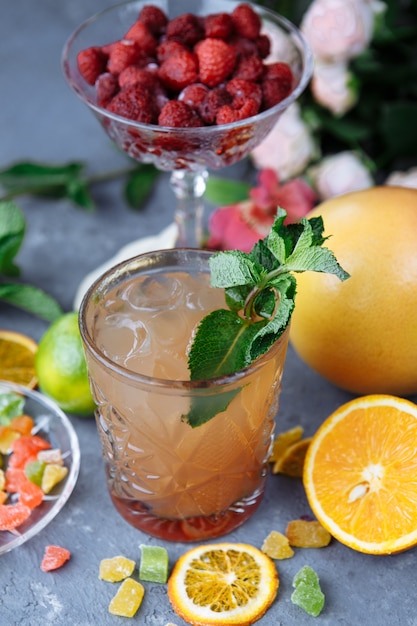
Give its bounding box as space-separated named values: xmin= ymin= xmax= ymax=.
xmin=385 ymin=167 xmax=417 ymax=189
xmin=309 ymin=151 xmax=374 ymax=200
xmin=251 ymin=103 xmax=317 ymax=181
xmin=261 ymin=21 xmax=298 ymax=66
xmin=301 ymin=0 xmax=379 ymax=63
xmin=311 ymin=60 xmax=358 ymax=116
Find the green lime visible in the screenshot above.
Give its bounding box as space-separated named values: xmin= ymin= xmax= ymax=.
xmin=35 ymin=312 xmax=96 ymax=416
xmin=139 ymin=544 xmax=169 ymax=583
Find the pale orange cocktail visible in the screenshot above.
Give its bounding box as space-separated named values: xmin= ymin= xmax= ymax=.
xmin=79 ymin=249 xmax=289 ymax=541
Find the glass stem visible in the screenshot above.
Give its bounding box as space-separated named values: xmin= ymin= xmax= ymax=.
xmin=170 ymin=169 xmax=208 ymax=248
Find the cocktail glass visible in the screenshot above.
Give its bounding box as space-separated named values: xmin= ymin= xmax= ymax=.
xmin=62 ymin=0 xmax=312 ymax=247
xmin=79 ymin=248 xmax=290 ymax=541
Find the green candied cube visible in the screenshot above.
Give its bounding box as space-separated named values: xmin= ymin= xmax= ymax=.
xmin=291 ymin=581 xmax=325 ymax=617
xmin=24 ymin=460 xmax=46 ymax=486
xmin=293 ymin=564 xmax=320 ymax=589
xmin=139 ymin=544 xmax=169 ymax=583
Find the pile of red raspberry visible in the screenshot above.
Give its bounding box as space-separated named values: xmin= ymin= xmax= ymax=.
xmin=77 ymin=3 xmax=294 ymax=128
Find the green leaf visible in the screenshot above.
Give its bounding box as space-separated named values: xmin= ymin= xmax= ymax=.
xmin=205 ymin=177 xmax=251 ymax=206
xmin=188 ymin=309 xmax=265 ymax=379
xmin=209 ymin=250 xmax=262 ymax=288
xmin=124 ymin=165 xmax=160 ymax=209
xmin=379 ymin=102 xmax=417 ymax=157
xmin=182 ymin=389 xmax=241 ymax=428
xmin=67 ymin=178 xmax=95 ymax=210
xmin=0 ymin=283 xmax=63 ymax=322
xmin=0 ymin=201 xmax=25 ymax=277
xmin=0 ymin=392 xmax=25 ymax=425
xmin=0 ymin=161 xmax=84 ymax=192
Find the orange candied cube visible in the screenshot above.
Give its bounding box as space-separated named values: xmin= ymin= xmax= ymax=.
xmin=0 ymin=426 xmax=21 ymax=454
xmin=0 ymin=491 xmax=7 ymax=505
xmin=10 ymin=415 xmax=34 ymax=437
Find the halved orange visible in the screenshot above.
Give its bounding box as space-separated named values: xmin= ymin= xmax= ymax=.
xmin=0 ymin=330 xmax=38 ymax=388
xmin=168 ymin=542 xmax=278 ymax=625
xmin=303 ymin=395 xmax=417 ymax=555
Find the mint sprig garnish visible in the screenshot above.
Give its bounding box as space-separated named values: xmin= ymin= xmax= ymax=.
xmin=183 ymin=209 xmax=349 ymax=428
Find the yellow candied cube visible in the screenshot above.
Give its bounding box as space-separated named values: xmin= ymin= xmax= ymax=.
xmin=0 ymin=427 xmax=21 ymax=454
xmin=262 ymin=530 xmax=295 ymax=560
xmin=99 ymin=556 xmax=136 ymax=582
xmin=41 ymin=463 xmax=68 ymax=494
xmin=0 ymin=468 xmax=5 ymax=491
xmin=108 ymin=578 xmax=145 ymax=617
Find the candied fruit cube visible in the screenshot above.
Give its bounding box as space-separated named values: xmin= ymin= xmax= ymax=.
xmin=41 ymin=464 xmax=68 ymax=494
xmin=0 ymin=490 xmax=7 ymax=505
xmin=139 ymin=544 xmax=169 ymax=583
xmin=261 ymin=530 xmax=294 ymax=560
xmin=10 ymin=415 xmax=34 ymax=436
xmin=286 ymin=519 xmax=332 ymax=548
xmin=108 ymin=578 xmax=145 ymax=617
xmin=41 ymin=545 xmax=71 ymax=572
xmin=272 ymin=438 xmax=312 ymax=477
xmin=38 ymin=448 xmax=64 ymax=466
xmin=0 ymin=426 xmax=21 ymax=454
xmin=99 ymin=556 xmax=136 ymax=582
xmin=25 ymin=459 xmax=46 ymax=486
xmin=269 ymin=425 xmax=303 ymax=463
xmin=0 ymin=468 xmax=5 ymax=491
xmin=291 ymin=565 xmax=325 ymax=617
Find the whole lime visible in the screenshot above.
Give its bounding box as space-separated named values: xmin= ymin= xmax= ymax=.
xmin=35 ymin=311 xmax=96 ymax=416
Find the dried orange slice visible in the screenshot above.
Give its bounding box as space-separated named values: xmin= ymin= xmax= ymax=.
xmin=303 ymin=394 xmax=417 ymax=554
xmin=168 ymin=542 xmax=278 ymax=625
xmin=273 ymin=438 xmax=312 ymax=477
xmin=0 ymin=330 xmax=37 ymax=388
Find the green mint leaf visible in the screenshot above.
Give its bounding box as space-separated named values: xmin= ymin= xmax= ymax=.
xmin=187 ymin=211 xmax=350 ymax=427
xmin=209 ymin=250 xmax=263 ymax=288
xmin=0 ymin=283 xmax=63 ymax=322
xmin=0 ymin=161 xmax=84 ymax=192
xmin=205 ymin=176 xmax=251 ymax=206
xmin=0 ymin=201 xmax=25 ymax=277
xmin=284 ymin=217 xmax=350 ymax=280
xmin=183 ymin=389 xmax=241 ymax=428
xmin=67 ymin=178 xmax=94 ymax=210
xmin=188 ymin=309 xmax=265 ymax=380
xmin=125 ymin=165 xmax=160 ymax=209
xmin=0 ymin=392 xmax=25 ymax=425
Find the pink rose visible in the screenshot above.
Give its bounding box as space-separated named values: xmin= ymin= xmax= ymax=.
xmin=207 ymin=169 xmax=316 ymax=252
xmin=311 ymin=60 xmax=358 ymax=115
xmin=386 ymin=167 xmax=417 ymax=189
xmin=251 ymin=103 xmax=316 ymax=181
xmin=309 ymin=151 xmax=374 ymax=200
xmin=301 ymin=0 xmax=378 ymax=63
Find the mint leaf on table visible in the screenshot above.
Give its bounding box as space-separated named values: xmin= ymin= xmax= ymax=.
xmin=0 ymin=200 xmax=63 ymax=321
xmin=183 ymin=209 xmax=349 ymax=428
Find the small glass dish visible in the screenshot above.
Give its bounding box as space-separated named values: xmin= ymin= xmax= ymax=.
xmin=0 ymin=381 xmax=81 ymax=555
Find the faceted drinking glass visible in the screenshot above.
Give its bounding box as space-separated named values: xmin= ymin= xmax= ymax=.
xmin=79 ymin=248 xmax=290 ymax=541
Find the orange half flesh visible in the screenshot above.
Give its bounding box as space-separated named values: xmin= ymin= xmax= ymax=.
xmin=0 ymin=330 xmax=38 ymax=389
xmin=303 ymin=394 xmax=417 ymax=554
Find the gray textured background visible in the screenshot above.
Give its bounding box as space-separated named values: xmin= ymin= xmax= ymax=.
xmin=1 ymin=1 xmax=416 ymax=625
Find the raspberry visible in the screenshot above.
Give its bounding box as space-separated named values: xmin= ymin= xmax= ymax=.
xmin=229 ymin=36 xmax=259 ymax=59
xmin=166 ymin=13 xmax=203 ymax=46
xmin=198 ymin=87 xmax=232 ymax=124
xmin=124 ymin=20 xmax=157 ymax=55
xmin=178 ymin=83 xmax=209 ymax=111
xmin=107 ymin=40 xmax=148 ymax=74
xmin=158 ymin=100 xmax=202 ymax=128
xmin=261 ymin=77 xmax=292 ymax=110
xmin=107 ymin=84 xmax=156 ymax=123
xmin=226 ymin=78 xmax=262 ymax=109
xmin=77 ymin=46 xmax=107 ymax=85
xmin=231 ymin=3 xmax=262 ymax=40
xmin=233 ymin=54 xmax=264 ymax=81
xmin=119 ymin=66 xmax=159 ymax=90
xmin=96 ymin=72 xmax=119 ymax=107
xmin=156 ymin=40 xmax=189 ymax=64
xmin=196 ymin=38 xmax=237 ymax=88
xmin=263 ymin=62 xmax=293 ymax=88
xmin=216 ymin=98 xmax=259 ymax=124
xmin=138 ymin=5 xmax=168 ymax=35
xmin=256 ymin=34 xmax=271 ymax=59
xmin=203 ymin=13 xmax=234 ymax=39
xmin=158 ymin=50 xmax=198 ymax=91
